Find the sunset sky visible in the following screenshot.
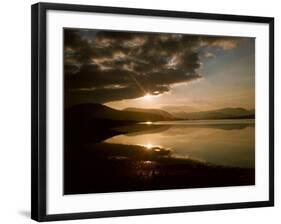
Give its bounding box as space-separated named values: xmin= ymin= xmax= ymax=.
xmin=64 ymin=29 xmax=255 ymax=112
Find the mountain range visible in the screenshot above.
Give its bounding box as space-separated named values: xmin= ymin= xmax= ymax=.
xmin=66 ymin=103 xmax=172 ymax=123
xmin=172 ymin=107 xmax=255 ymax=120
xmin=66 ymin=103 xmax=255 ymax=123
xmin=123 ymin=107 xmax=174 ymax=120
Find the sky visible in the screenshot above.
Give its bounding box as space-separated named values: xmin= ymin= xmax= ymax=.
xmin=64 ymin=29 xmax=255 ymax=112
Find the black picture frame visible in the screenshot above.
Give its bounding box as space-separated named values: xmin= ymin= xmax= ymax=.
xmin=31 ymin=2 xmax=274 ymax=222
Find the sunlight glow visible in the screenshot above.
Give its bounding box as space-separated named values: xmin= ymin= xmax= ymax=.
xmin=143 ymin=160 xmax=153 ymax=165
xmin=144 ymin=143 xmax=153 ymax=149
xmin=143 ymin=93 xmax=152 ymax=100
xmin=145 ymin=121 xmax=152 ymax=125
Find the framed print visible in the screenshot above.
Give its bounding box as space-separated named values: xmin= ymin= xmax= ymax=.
xmin=31 ymin=2 xmax=274 ymax=222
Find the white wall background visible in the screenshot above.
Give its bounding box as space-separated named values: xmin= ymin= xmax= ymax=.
xmin=0 ymin=0 xmax=279 ymax=223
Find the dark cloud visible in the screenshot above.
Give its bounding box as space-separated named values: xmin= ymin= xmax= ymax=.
xmin=64 ymin=29 xmax=243 ymax=107
xmin=199 ymin=36 xmax=241 ymax=50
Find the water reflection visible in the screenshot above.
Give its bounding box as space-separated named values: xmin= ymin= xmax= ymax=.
xmin=145 ymin=121 xmax=152 ymax=125
xmin=64 ymin=119 xmax=255 ymax=194
xmin=106 ymin=119 xmax=255 ymax=168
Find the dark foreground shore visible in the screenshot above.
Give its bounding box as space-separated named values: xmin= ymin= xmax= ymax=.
xmin=64 ymin=143 xmax=254 ymax=195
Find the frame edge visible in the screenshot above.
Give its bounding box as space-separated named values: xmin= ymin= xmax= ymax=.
xmin=268 ymin=17 xmax=274 ymax=206
xmin=37 ymin=2 xmax=273 ymax=23
xmin=31 ymin=3 xmax=40 ymax=221
xmin=31 ymin=2 xmax=48 ymax=222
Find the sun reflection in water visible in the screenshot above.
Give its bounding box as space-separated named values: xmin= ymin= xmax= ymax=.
xmin=143 ymin=160 xmax=153 ymax=165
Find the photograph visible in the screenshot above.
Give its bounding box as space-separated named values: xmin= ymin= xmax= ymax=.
xmin=63 ymin=28 xmax=256 ymax=195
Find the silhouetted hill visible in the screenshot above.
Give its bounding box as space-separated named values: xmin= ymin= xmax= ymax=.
xmin=172 ymin=107 xmax=255 ymax=120
xmin=65 ymin=103 xmax=174 ymax=143
xmin=66 ymin=103 xmax=171 ymax=123
xmin=123 ymin=107 xmax=174 ymax=120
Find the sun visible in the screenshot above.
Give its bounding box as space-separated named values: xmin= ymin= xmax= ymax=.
xmin=144 ymin=143 xmax=153 ymax=149
xmin=143 ymin=93 xmax=152 ymax=100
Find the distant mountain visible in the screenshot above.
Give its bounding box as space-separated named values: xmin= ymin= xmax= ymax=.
xmin=161 ymin=105 xmax=198 ymax=113
xmin=66 ymin=103 xmax=171 ymax=123
xmin=172 ymin=107 xmax=255 ymax=120
xmin=123 ymin=107 xmax=174 ymax=120
xmin=66 ymin=104 xmax=255 ymax=124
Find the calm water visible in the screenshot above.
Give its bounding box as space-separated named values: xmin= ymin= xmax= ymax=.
xmin=105 ymin=119 xmax=255 ymax=168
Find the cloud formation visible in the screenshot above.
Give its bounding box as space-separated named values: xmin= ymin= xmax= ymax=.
xmin=64 ymin=29 xmax=243 ymax=106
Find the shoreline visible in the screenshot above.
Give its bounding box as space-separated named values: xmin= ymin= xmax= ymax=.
xmin=64 ymin=143 xmax=255 ymax=195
